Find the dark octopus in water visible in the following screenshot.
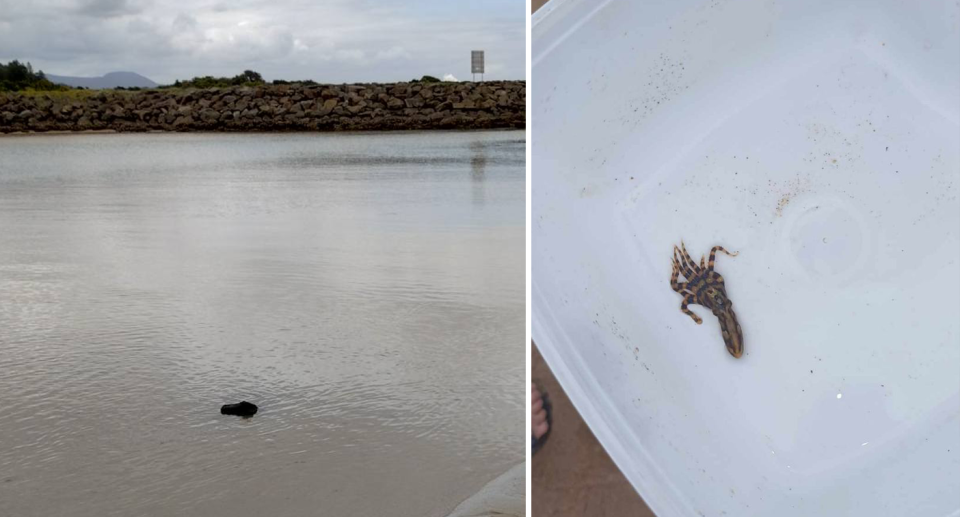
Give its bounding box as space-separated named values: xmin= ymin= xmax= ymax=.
xmin=670 ymin=241 xmax=743 ymax=358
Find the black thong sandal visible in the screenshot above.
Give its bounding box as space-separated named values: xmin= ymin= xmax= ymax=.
xmin=532 ymin=389 xmax=553 ymax=456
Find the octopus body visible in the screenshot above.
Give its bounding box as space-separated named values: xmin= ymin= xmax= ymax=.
xmin=670 ymin=241 xmax=744 ymax=358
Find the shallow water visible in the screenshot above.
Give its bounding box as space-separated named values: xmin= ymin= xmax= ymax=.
xmin=0 ymin=131 xmax=525 ymax=517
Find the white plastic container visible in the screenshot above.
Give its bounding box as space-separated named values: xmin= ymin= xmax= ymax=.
xmin=532 ymin=1 xmax=959 ymax=515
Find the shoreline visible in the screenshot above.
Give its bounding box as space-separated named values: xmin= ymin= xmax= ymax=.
xmin=0 ymin=127 xmax=525 ymax=138
xmin=0 ymin=81 xmax=525 ymax=134
xmin=446 ymin=462 xmax=525 ymax=517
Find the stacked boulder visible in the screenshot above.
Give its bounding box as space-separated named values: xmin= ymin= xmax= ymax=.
xmin=0 ymin=81 xmax=526 ymax=133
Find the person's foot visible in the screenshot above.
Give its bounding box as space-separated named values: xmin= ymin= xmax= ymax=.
xmin=532 ymin=383 xmax=551 ymax=455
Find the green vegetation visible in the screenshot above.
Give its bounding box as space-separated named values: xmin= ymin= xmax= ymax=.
xmin=161 ymin=70 xmax=266 ymax=89
xmin=271 ymin=79 xmax=318 ymax=86
xmin=13 ymin=88 xmax=103 ymax=100
xmin=0 ymin=60 xmax=71 ymax=92
xmin=3 ymin=63 xmax=456 ymax=95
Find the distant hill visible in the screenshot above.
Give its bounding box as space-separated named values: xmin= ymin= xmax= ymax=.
xmin=46 ymin=71 xmax=158 ymax=89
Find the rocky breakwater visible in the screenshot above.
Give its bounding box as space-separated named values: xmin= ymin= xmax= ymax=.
xmin=0 ymin=81 xmax=525 ymax=133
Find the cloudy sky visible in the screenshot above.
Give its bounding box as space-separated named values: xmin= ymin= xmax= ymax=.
xmin=0 ymin=0 xmax=525 ymax=84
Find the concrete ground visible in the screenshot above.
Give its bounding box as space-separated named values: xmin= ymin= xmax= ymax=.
xmin=446 ymin=462 xmax=525 ymax=517
xmin=532 ymin=345 xmax=655 ymax=517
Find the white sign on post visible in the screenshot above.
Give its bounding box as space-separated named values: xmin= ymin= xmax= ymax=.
xmin=471 ymin=50 xmax=484 ymax=81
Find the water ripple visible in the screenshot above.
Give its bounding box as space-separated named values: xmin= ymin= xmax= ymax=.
xmin=0 ymin=131 xmax=524 ymax=517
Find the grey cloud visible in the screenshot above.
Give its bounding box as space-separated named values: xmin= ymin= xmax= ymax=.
xmin=0 ymin=0 xmax=524 ymax=84
xmin=74 ymin=0 xmax=145 ymax=18
xmin=172 ymin=13 xmax=199 ymax=31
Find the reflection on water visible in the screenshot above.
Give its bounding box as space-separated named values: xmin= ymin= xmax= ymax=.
xmin=471 ymin=140 xmax=489 ymax=207
xmin=0 ymin=131 xmax=525 ymax=517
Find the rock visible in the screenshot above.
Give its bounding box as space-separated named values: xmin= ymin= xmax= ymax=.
xmin=199 ymin=108 xmax=220 ymax=123
xmin=0 ymin=81 xmax=526 ymax=132
xmin=318 ymin=99 xmax=337 ymax=117
xmin=221 ymin=401 xmax=258 ymax=417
